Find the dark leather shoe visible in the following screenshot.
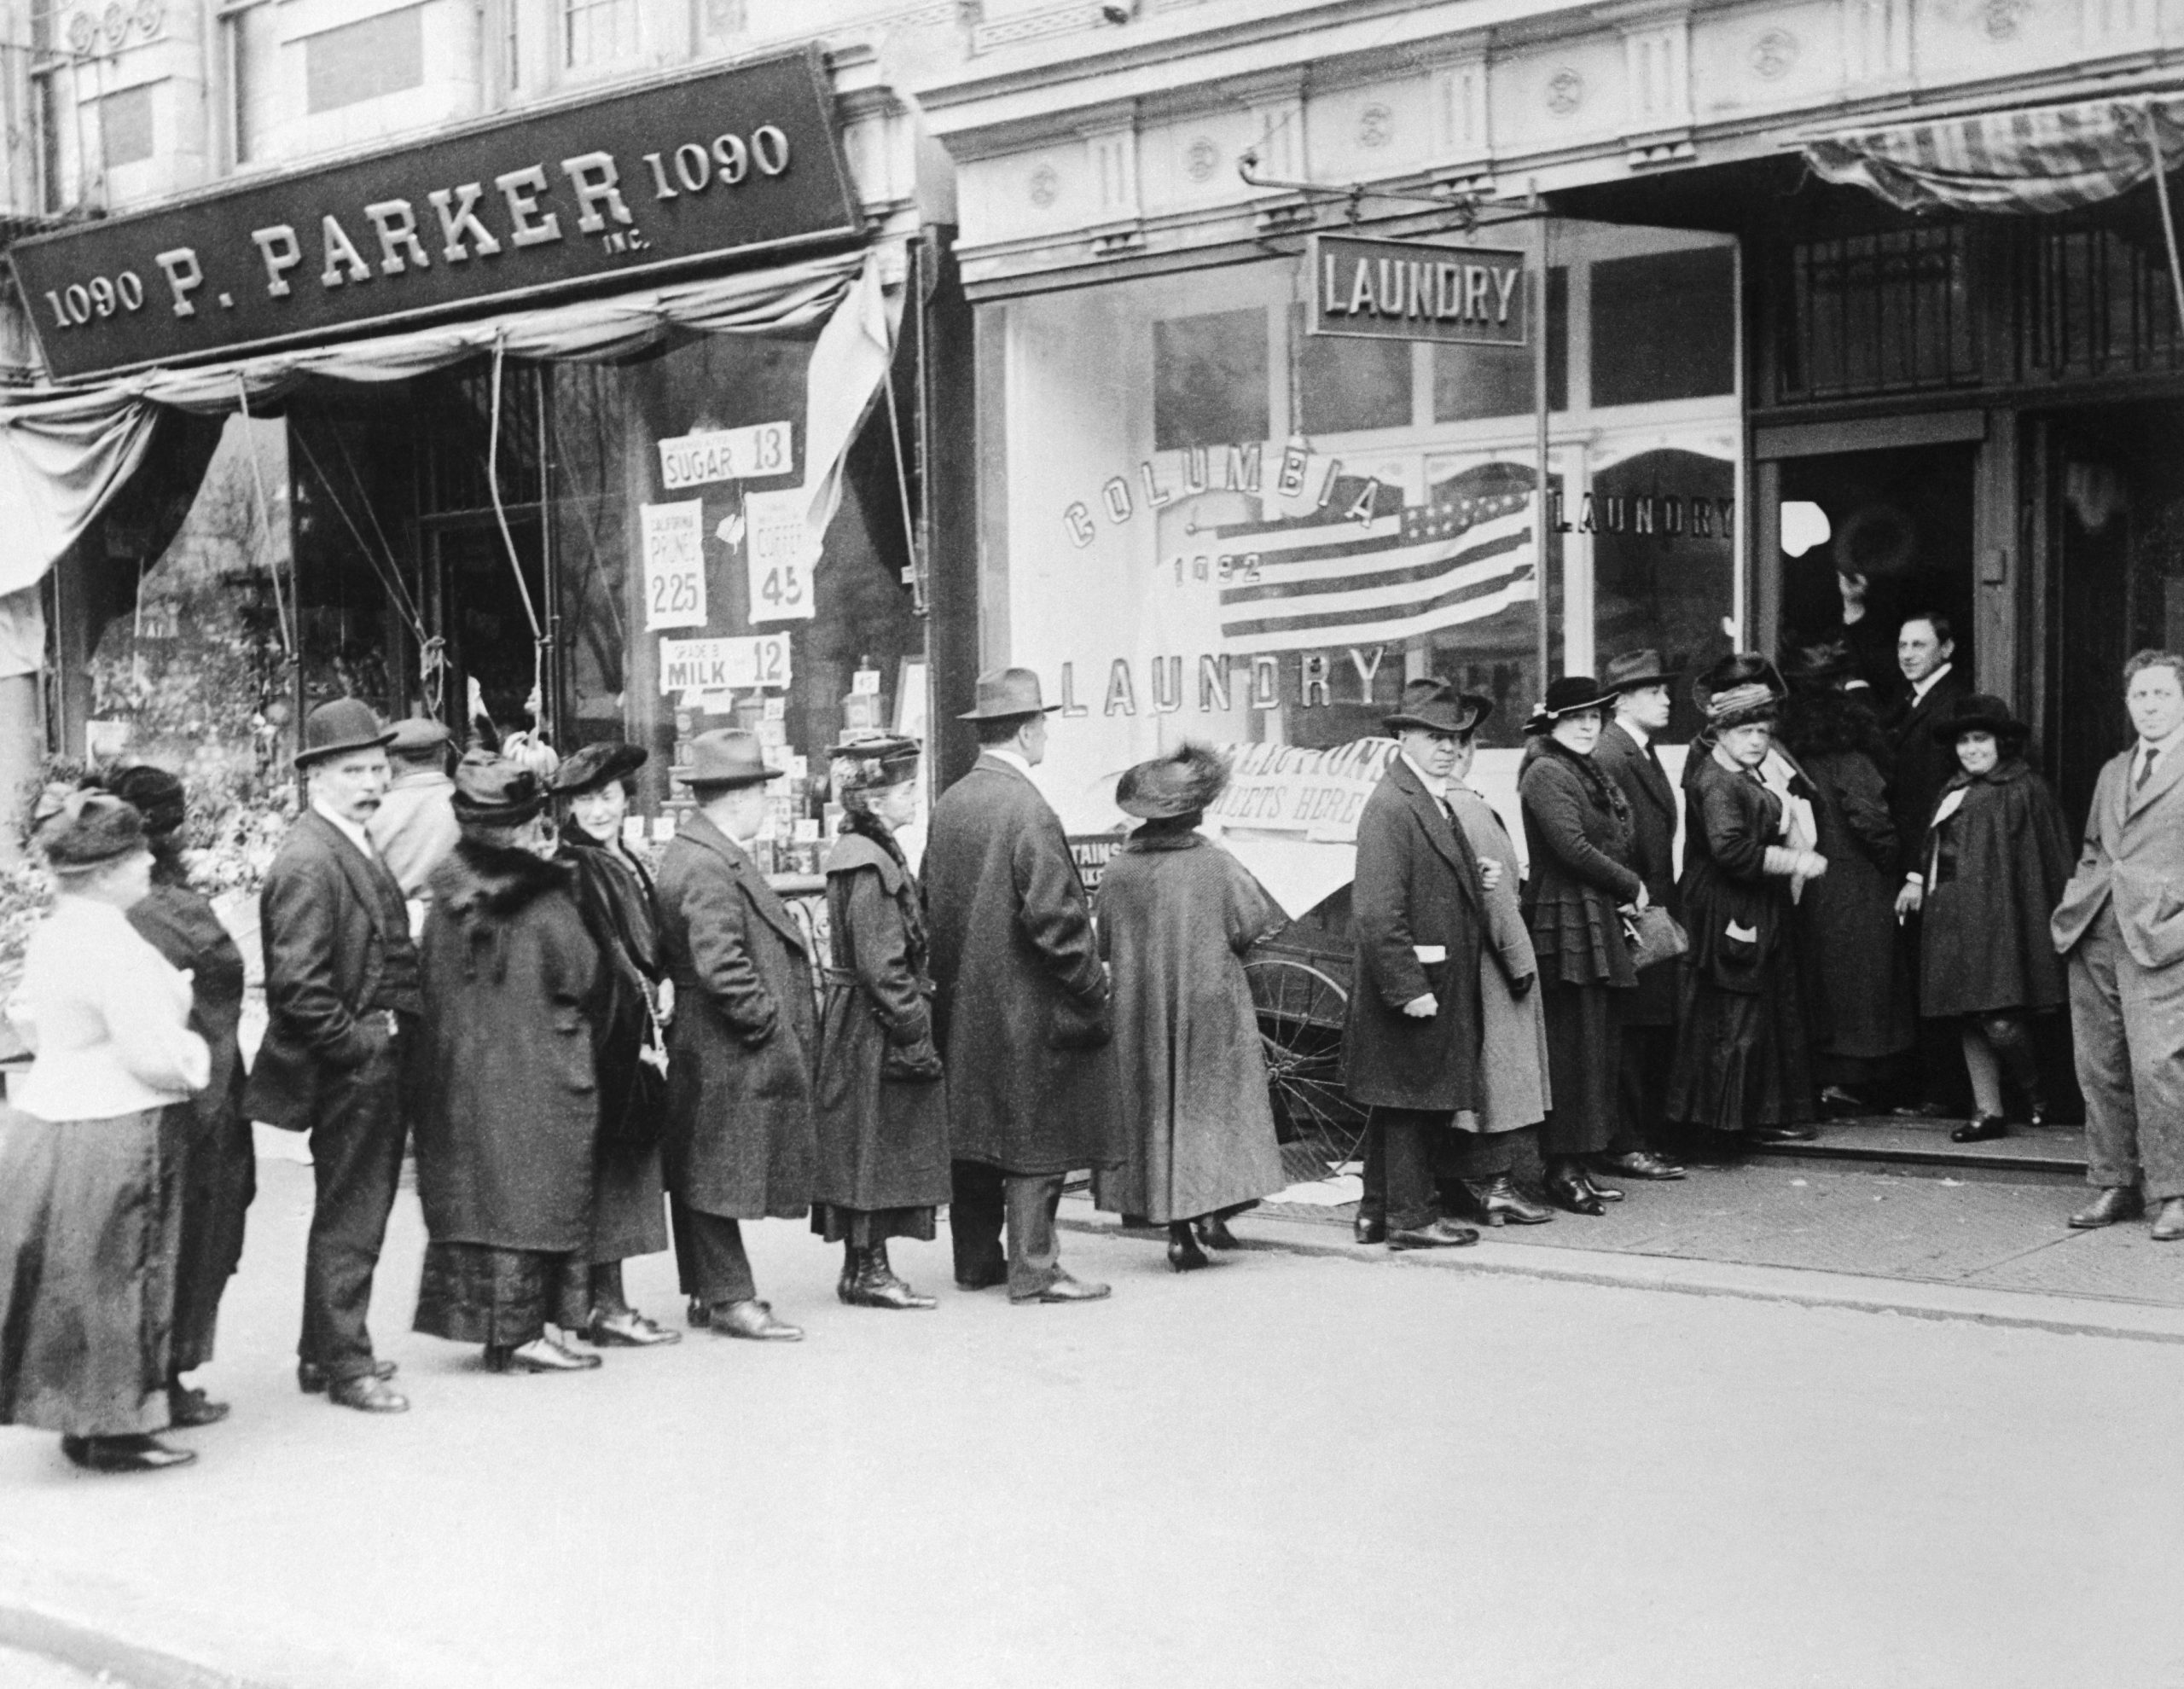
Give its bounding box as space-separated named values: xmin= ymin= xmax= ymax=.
xmin=327 ymin=1374 xmax=410 ymax=1413
xmin=2152 ymin=1198 xmax=2184 ymax=1242
xmin=1580 ymin=1171 xmax=1624 ymax=1202
xmin=1353 ymin=1212 xmax=1386 ymax=1245
xmin=686 ymin=1297 xmax=710 ymax=1329
xmin=711 ymin=1299 xmax=804 ymax=1341
xmin=2069 ymin=1187 xmax=2144 ymax=1229
xmin=1386 ymin=1217 xmax=1480 ymax=1250
xmin=61 ymin=1434 xmax=196 ymax=1473
xmin=1166 ymin=1224 xmax=1211 ymax=1273
xmin=1542 ymin=1168 xmax=1606 ymax=1216
xmin=1594 ymin=1149 xmax=1685 ymax=1181
xmin=954 ymin=1261 xmax=1009 ymax=1292
xmin=1951 ymin=1115 xmax=2007 ymax=1144
xmin=588 ymin=1309 xmax=681 ymax=1346
xmin=1014 ymin=1271 xmax=1112 ymax=1303
xmin=843 ymin=1249 xmax=938 ymax=1309
xmin=1462 ymin=1175 xmax=1554 ymax=1226
xmin=298 ymin=1358 xmax=396 ymax=1396
xmin=1745 ymin=1123 xmax=1820 ymax=1144
xmin=166 ymin=1385 xmax=229 ymax=1428
xmin=499 ymin=1337 xmax=601 ymax=1373
xmin=1194 ymin=1215 xmax=1241 ymax=1251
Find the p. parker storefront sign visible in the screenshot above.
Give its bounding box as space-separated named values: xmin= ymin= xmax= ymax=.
xmin=1308 ymin=234 xmax=1525 ymax=347
xmin=9 ymin=45 xmax=860 ymax=381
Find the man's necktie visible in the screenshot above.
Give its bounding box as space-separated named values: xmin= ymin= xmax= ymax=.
xmin=1646 ymin=743 xmax=1667 ymax=782
xmin=2138 ymin=747 xmax=2160 ymax=792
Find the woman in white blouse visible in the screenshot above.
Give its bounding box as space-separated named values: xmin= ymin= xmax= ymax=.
xmin=0 ymin=788 xmax=210 ymax=1474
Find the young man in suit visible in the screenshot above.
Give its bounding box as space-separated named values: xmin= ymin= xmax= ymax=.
xmin=1886 ymin=613 xmax=1973 ymax=1117
xmin=245 ymin=699 xmax=418 ymax=1413
xmin=1591 ymin=650 xmax=1688 ymax=1180
xmin=924 ymin=667 xmax=1119 ymax=1304
xmin=2051 ymin=651 xmax=2184 ymax=1242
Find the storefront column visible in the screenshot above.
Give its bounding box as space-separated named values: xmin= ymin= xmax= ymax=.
xmin=1972 ymin=407 xmax=2018 ymax=702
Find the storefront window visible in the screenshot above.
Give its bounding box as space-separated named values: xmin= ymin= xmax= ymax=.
xmin=1295 ymin=310 xmax=1411 ymax=435
xmin=1590 ymin=247 xmax=1734 ymax=406
xmin=1153 ymin=308 xmax=1269 ymax=450
xmin=1432 ymin=267 xmax=1567 ymax=421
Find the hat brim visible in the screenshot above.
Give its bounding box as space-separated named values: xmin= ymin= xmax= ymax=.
xmin=685 ymin=768 xmax=783 ymax=791
xmin=1524 ymin=689 xmax=1620 ymax=730
xmin=551 ymin=743 xmax=649 ymax=797
xmin=1383 ymin=694 xmax=1492 ymax=736
xmin=956 ymin=701 xmax=1063 ymax=722
xmin=1606 ymin=670 xmax=1682 ymax=692
xmin=294 ymin=728 xmax=396 ymax=768
xmin=1930 ymin=711 xmax=2028 ymax=745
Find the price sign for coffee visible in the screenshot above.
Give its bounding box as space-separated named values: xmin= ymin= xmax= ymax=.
xmin=641 ymin=501 xmax=706 ymax=631
xmin=743 ymin=487 xmax=817 ymax=624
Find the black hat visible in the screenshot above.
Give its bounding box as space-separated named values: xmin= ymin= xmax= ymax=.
xmin=828 ymin=733 xmax=921 ymax=794
xmin=386 ymin=717 xmax=453 ymax=757
xmin=1929 ymin=692 xmax=2030 ymax=746
xmin=450 ymin=752 xmax=548 ymax=827
xmin=1383 ymin=678 xmax=1492 ymax=737
xmin=1522 ymin=676 xmax=1618 ymax=735
xmin=1693 ymin=653 xmax=1787 ymax=727
xmin=551 ymin=740 xmax=648 ymax=798
xmin=295 ymin=698 xmax=393 ymax=768
xmin=1601 ymin=648 xmax=1683 ymax=693
xmin=683 ymin=729 xmax=781 ymax=791
xmin=102 ymin=765 xmax=186 ymax=839
xmin=1116 ymin=742 xmax=1229 ymax=820
xmin=1782 ymin=641 xmax=1858 ymax=687
xmin=32 ymin=786 xmax=147 ymax=871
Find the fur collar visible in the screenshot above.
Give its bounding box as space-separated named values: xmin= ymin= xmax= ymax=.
xmin=430 ymin=839 xmax=571 ymax=925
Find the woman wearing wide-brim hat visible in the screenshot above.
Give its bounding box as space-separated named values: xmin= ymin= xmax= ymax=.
xmin=1664 ymin=654 xmax=1827 ymax=1146
xmin=1091 ymin=743 xmax=1287 ymax=1270
xmin=0 ymin=789 xmax=210 ymax=1473
xmin=1519 ymin=677 xmax=1645 ymax=1215
xmin=810 ymin=734 xmax=952 ymax=1307
xmin=412 ymin=754 xmax=610 ymax=1374
xmin=1892 ymin=693 xmax=2073 ymax=1142
xmin=549 ymin=740 xmax=678 ymax=1347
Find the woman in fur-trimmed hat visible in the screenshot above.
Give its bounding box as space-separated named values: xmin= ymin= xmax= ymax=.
xmin=1091 ymin=743 xmax=1287 ymax=1271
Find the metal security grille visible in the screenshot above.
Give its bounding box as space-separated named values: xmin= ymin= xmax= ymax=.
xmin=1778 ymin=225 xmax=1980 ymax=400
xmin=2020 ymin=220 xmax=2184 ymax=382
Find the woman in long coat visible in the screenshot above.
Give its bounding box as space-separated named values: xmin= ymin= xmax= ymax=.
xmin=1092 ymin=745 xmax=1287 ymax=1271
xmin=1778 ymin=647 xmax=1915 ymax=1114
xmin=0 ymin=790 xmax=208 ymax=1473
xmin=104 ymin=767 xmax=254 ymax=1429
xmin=1895 ymin=694 xmax=2073 ymax=1142
xmin=813 ymin=734 xmax=950 ymax=1308
xmin=1519 ymin=676 xmax=1643 ymax=1216
xmin=1666 ymin=656 xmax=1827 ymax=1146
xmin=413 ymin=754 xmax=607 ymax=1374
xmin=551 ymin=741 xmax=677 ymax=1347
xmin=1444 ymin=720 xmax=1557 ymax=1226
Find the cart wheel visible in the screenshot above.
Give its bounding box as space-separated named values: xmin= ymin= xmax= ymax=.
xmin=1244 ymin=958 xmax=1368 ymax=1174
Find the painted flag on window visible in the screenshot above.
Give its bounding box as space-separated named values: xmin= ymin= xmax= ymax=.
xmin=1214 ymin=490 xmax=1536 ymax=653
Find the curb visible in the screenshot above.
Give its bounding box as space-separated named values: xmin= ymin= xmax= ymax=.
xmin=1058 ymin=1205 xmax=2184 ymax=1346
xmin=0 ymin=1606 xmax=278 ymax=1689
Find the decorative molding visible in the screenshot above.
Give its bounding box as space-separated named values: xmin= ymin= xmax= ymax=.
xmin=1027 ymin=161 xmax=1061 ymax=207
xmin=1236 ymin=69 xmax=1305 ymax=185
xmin=1842 ymin=0 xmax=1913 ymax=85
xmin=1357 ymin=102 xmax=1395 ymax=148
xmin=971 ymin=3 xmax=1105 ymax=54
xmin=2082 ymin=0 xmax=2151 ymax=45
xmin=1428 ymin=50 xmax=1491 ymax=164
xmin=1182 ymin=134 xmax=1220 ymax=183
xmin=1620 ymin=15 xmax=1691 ymax=132
xmin=1546 ymin=67 xmax=1586 ymax=116
xmin=1750 ymin=28 xmax=1798 ymax=78
xmin=1980 ymin=0 xmax=2031 ymax=40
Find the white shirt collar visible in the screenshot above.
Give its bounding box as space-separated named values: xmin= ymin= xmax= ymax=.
xmin=2135 ymin=721 xmax=2184 ymax=761
xmin=1399 ymin=750 xmax=1449 ymax=801
xmin=1909 ymin=661 xmax=1954 ymax=704
xmin=313 ymin=798 xmax=378 ymax=861
xmin=986 ymin=746 xmax=1036 ymax=780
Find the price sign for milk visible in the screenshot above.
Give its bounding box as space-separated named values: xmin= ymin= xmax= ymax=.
xmin=742 ymin=487 xmax=818 ymax=624
xmin=640 ymin=501 xmax=706 ymax=632
xmin=658 ymin=633 xmax=793 ymax=695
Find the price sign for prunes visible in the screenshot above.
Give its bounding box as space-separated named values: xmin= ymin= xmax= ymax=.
xmin=743 ymin=487 xmax=817 ymax=624
xmin=640 ymin=501 xmax=706 ymax=631
xmin=657 ymin=421 xmax=795 ymax=490
xmin=659 ymin=633 xmax=793 ymax=694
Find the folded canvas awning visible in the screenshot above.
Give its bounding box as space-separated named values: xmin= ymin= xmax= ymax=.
xmin=0 ymin=244 xmax=897 ymax=601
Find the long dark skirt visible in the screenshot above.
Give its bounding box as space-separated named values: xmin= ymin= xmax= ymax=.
xmin=413 ymin=1242 xmax=585 ymax=1349
xmin=810 ymin=1204 xmax=938 ymax=1246
xmin=0 ymin=1107 xmax=178 ymax=1437
xmin=1540 ymin=981 xmax=1621 ymax=1157
xmin=588 ymin=1141 xmax=670 ymax=1265
xmin=1665 ymin=961 xmax=1816 ymax=1131
xmin=164 ymin=1101 xmax=255 ymax=1376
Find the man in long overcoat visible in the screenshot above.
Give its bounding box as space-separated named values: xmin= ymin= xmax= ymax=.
xmin=2051 ymin=650 xmax=2184 ymax=1242
xmin=925 ymin=667 xmax=1120 ymax=1304
xmin=245 ymin=699 xmax=418 ymax=1413
xmin=1345 ymin=679 xmax=1496 ymax=1251
xmin=654 ymin=729 xmax=816 ymax=1341
xmin=1591 ymin=650 xmax=1688 ymax=1181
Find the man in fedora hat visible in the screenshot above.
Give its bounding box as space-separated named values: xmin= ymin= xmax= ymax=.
xmin=1590 ymin=650 xmax=1688 ymax=1181
xmin=1345 ymin=676 xmax=1503 ymax=1251
xmin=245 ymin=699 xmax=416 ymax=1413
xmin=367 ymin=716 xmax=458 ymax=932
xmin=653 ymin=729 xmax=816 ymax=1340
xmin=924 ymin=667 xmax=1121 ymax=1303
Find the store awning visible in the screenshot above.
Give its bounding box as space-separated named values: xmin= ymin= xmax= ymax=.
xmin=0 ymin=244 xmax=897 ymax=602
xmin=1804 ymin=94 xmax=2184 ymax=215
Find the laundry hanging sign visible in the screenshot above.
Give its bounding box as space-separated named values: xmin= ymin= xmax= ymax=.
xmin=9 ymin=44 xmax=860 ymax=381
xmin=1309 ymin=235 xmax=1526 ymax=346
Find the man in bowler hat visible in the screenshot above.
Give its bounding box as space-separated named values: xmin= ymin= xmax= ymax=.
xmin=924 ymin=667 xmax=1121 ymax=1303
xmin=653 ymin=729 xmax=816 ymax=1340
xmin=245 ymin=699 xmax=418 ymax=1413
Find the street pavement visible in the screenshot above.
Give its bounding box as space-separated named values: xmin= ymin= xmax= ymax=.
xmin=3 ymin=1155 xmax=2181 ymax=1689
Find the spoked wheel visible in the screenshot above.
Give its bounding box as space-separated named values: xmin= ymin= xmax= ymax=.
xmin=1244 ymin=958 xmax=1368 ymax=1175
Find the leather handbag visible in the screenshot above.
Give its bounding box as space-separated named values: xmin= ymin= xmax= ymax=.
xmin=1623 ymin=905 xmax=1689 ymax=972
xmin=601 ymin=995 xmax=669 ymax=1153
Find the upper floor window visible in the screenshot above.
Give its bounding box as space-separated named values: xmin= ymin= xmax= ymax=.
xmin=563 ymin=0 xmax=637 ymax=70
xmin=101 ymin=85 xmax=155 ymax=169
xmin=305 ymin=5 xmax=426 ymax=114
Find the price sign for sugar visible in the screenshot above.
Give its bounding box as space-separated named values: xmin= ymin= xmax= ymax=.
xmin=640 ymin=501 xmax=706 ymax=631
xmin=656 ymin=421 xmax=795 ymax=491
xmin=743 ymin=487 xmax=818 ymax=624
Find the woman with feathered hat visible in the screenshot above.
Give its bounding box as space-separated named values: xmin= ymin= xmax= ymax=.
xmin=1091 ymin=743 xmax=1287 ymax=1270
xmin=811 ymin=734 xmax=951 ymax=1309
xmin=1665 ymin=654 xmax=1827 ymax=1147
xmin=0 ymin=788 xmax=209 ymax=1472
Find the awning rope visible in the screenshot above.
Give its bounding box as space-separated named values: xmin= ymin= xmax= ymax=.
xmin=2135 ymin=101 xmax=2184 ymax=336
xmin=487 ymin=335 xmax=550 ymax=736
xmin=232 ymin=375 xmax=295 ymax=659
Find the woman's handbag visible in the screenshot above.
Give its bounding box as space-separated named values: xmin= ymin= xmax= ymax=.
xmin=1623 ymin=905 xmax=1690 ymax=972
xmin=601 ymin=994 xmax=670 ymax=1153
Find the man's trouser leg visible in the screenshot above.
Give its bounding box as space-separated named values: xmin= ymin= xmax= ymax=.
xmin=950 ymin=1159 xmax=1008 ymax=1282
xmin=299 ymin=1039 xmax=406 ymax=1384
xmin=1611 ymin=1021 xmax=1675 ymax=1155
xmin=2071 ymin=912 xmax=2141 ymax=1194
xmin=677 ymin=1208 xmax=758 ymax=1309
xmin=1368 ymin=1107 xmax=1441 ymax=1231
xmin=2113 ymin=931 xmax=2184 ymax=1203
xmin=1003 ymin=1173 xmax=1066 ymax=1301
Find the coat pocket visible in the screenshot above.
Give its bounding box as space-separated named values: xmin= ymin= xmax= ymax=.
xmin=1721 ymin=919 xmax=1761 ymax=966
xmin=1048 ymin=991 xmax=1112 ymax=1051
